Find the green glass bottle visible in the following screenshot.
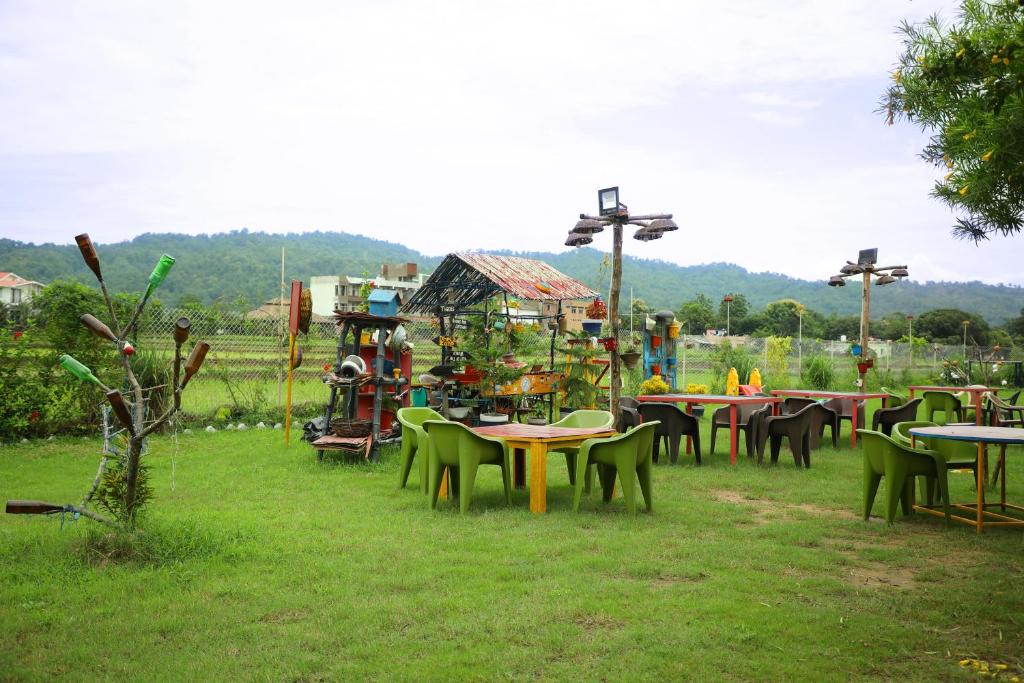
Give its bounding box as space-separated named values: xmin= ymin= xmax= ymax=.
xmin=144 ymin=254 xmax=176 ymax=298
xmin=59 ymin=354 xmax=101 ymax=386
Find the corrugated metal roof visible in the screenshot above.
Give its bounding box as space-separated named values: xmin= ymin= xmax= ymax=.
xmin=454 ymin=253 xmax=597 ymax=301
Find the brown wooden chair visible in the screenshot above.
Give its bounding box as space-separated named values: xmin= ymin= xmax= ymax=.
xmin=709 ymin=402 xmax=767 ymax=458
xmin=987 ymin=393 xmax=1024 ymax=428
xmin=871 ymin=398 xmax=922 ymax=436
xmin=637 ymin=403 xmax=701 ymax=465
xmin=752 ymin=403 xmax=814 ymax=468
xmin=823 ymin=397 xmax=866 ymax=442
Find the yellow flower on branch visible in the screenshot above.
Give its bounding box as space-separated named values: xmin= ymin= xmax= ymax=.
xmin=963 ymin=130 xmax=976 ymax=140
xmin=959 ymin=185 xmax=970 ymax=196
xmin=944 ymin=172 xmax=954 ymax=181
xmin=992 ymin=54 xmax=1001 ymax=63
xmin=956 ymin=47 xmax=966 ymax=59
xmin=982 ymin=150 xmax=994 ymax=162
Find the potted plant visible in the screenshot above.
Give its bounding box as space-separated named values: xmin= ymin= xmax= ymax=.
xmin=460 ymin=298 xmax=526 ymax=422
xmin=620 ymin=333 xmax=642 ymax=370
xmin=582 ymin=297 xmax=607 ymax=336
xmin=557 ymin=332 xmax=601 ymax=414
xmin=638 ymin=374 xmax=670 ymax=396
xmin=526 ymin=402 xmax=547 ymax=426
xmin=651 ymin=363 xmax=662 ymax=376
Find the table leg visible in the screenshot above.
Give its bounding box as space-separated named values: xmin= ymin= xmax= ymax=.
xmin=729 ymin=404 xmax=738 ymax=466
xmin=529 ymin=442 xmax=548 ymax=514
xmin=685 ymin=404 xmax=692 ymax=455
xmin=439 ymin=468 xmax=449 ymax=500
xmin=1000 ymin=444 xmax=1007 ymax=511
xmin=975 ymin=393 xmax=984 ymax=426
xmin=850 ymin=400 xmax=859 ymax=448
xmin=513 ymin=448 xmax=526 ymax=490
xmin=976 ymin=442 xmax=986 ymax=534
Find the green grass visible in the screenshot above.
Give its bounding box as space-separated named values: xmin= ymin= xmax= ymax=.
xmin=2 ymin=423 xmax=1024 ymax=680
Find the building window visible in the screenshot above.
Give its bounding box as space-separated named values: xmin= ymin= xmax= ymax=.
xmin=12 ymin=289 xmax=20 ymax=304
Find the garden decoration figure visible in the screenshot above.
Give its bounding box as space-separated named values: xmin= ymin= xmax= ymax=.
xmin=726 ymin=368 xmax=740 ymax=396
xmin=748 ymin=368 xmax=763 ymax=390
xmin=5 ymin=233 xmax=208 ymax=528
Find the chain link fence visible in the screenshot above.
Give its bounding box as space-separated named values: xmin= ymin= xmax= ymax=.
xmin=136 ymin=308 xmax=1023 ymax=417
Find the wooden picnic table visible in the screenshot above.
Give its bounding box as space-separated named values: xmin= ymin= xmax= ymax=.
xmin=909 ymin=425 xmax=1024 ymax=533
xmin=769 ymin=390 xmax=888 ymax=448
xmin=472 ymin=424 xmax=616 ymax=514
xmin=637 ymin=394 xmax=781 ymax=465
xmin=907 ymin=385 xmax=1000 ymax=426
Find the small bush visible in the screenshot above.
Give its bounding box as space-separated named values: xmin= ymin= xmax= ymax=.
xmin=801 ymin=355 xmax=836 ymax=391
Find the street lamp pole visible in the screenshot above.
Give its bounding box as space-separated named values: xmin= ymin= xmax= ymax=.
xmin=962 ymin=320 xmax=970 ymax=361
xmin=827 ymin=249 xmax=908 ymax=393
xmin=566 ymin=187 xmax=677 ymax=428
xmin=723 ymin=294 xmax=733 ymax=337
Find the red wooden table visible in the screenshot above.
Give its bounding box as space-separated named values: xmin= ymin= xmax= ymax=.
xmin=769 ymin=390 xmax=888 ymax=448
xmin=637 ymin=394 xmax=781 ymax=465
xmin=473 ymin=424 xmax=616 ymax=513
xmin=907 ymin=386 xmax=999 ymax=426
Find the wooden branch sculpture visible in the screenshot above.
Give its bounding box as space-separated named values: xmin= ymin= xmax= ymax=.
xmin=5 ymin=234 xmax=209 ymax=528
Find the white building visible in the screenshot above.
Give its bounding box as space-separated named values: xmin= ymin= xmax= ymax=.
xmin=0 ymin=272 xmax=44 ymax=307
xmin=309 ymin=263 xmax=431 ymax=317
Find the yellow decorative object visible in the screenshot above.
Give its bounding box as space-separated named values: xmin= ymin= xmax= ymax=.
xmin=638 ymin=375 xmax=670 ymax=395
xmin=685 ymin=383 xmax=708 ymax=394
xmin=667 ymin=321 xmax=681 ymax=339
xmin=360 ymin=331 xmax=371 ymax=345
xmin=748 ymin=368 xmax=763 ymax=389
xmin=726 ymin=367 xmax=739 ymax=396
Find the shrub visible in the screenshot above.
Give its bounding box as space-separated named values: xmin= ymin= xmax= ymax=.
xmin=0 ymin=327 xmax=53 ymax=439
xmin=713 ymin=341 xmax=755 ymax=394
xmin=801 ymin=355 xmax=836 ymax=391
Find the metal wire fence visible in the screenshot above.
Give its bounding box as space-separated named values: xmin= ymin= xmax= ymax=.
xmin=135 ymin=308 xmax=1022 ymax=416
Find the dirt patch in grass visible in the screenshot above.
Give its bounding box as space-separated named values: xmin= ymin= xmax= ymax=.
xmin=259 ymin=608 xmax=310 ymax=624
xmin=711 ymin=489 xmax=857 ymax=524
xmin=649 ymin=572 xmax=709 ymax=589
xmin=572 ymin=613 xmax=626 ymax=631
xmin=845 ymin=563 xmax=917 ymax=589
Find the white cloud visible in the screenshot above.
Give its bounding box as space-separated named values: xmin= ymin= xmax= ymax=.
xmin=3 ymin=0 xmax=1010 ymax=286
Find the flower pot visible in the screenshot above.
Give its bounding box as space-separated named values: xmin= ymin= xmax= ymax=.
xmin=651 ymin=335 xmax=662 ymax=349
xmin=620 ymin=351 xmax=641 ymax=370
xmin=581 ymin=319 xmax=603 ymax=335
xmin=600 ymin=337 xmax=618 ymax=352
xmin=651 ymin=364 xmax=662 ymax=376
xmin=479 ymin=412 xmax=509 ymax=425
xmin=526 ymin=417 xmax=547 ymax=426
xmin=360 ymin=331 xmax=372 ymax=345
xmin=668 ymin=322 xmax=681 ymax=339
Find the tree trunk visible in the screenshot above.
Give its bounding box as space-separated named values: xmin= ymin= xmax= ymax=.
xmin=609 ymin=223 xmax=623 ymax=429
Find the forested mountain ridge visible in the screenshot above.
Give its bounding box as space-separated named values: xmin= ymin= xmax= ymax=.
xmin=1 ymin=230 xmax=1021 ymax=323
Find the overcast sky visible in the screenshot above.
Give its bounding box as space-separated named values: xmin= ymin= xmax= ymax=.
xmin=3 ymin=0 xmax=1018 ymax=285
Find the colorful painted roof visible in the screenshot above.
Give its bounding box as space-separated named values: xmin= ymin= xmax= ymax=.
xmin=401 ymin=253 xmax=597 ymax=315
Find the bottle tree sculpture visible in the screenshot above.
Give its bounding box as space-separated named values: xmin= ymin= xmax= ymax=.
xmin=5 ymin=234 xmax=209 ymax=528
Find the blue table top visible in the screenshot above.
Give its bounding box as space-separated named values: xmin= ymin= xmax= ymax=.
xmin=909 ymin=425 xmax=1024 ymax=445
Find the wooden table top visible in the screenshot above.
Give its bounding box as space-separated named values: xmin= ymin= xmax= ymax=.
xmin=770 ymin=390 xmax=887 ymax=400
xmin=908 ymin=385 xmax=1000 ymax=394
xmin=637 ymin=394 xmax=781 ymax=405
xmin=473 ymin=424 xmax=616 ymax=443
xmin=909 ymin=425 xmax=1024 ymax=444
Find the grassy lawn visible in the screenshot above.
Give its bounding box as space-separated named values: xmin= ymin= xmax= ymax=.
xmin=2 ymin=421 xmax=1023 ymax=680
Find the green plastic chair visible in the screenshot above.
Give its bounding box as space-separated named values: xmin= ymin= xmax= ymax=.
xmin=881 ymin=386 xmax=906 ymax=408
xmin=923 ymin=391 xmax=963 ymax=425
xmin=397 ymin=407 xmax=445 ymax=493
xmin=892 ymin=420 xmax=979 ymax=500
xmin=423 ymin=420 xmax=511 ymax=513
xmin=857 ymin=429 xmax=951 ymax=525
xmin=548 ymin=409 xmax=615 ymax=486
xmin=572 ymin=422 xmax=659 ymax=514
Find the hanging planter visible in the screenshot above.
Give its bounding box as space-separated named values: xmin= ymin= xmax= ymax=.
xmin=651 ymin=363 xmax=662 ymax=376
xmin=857 ymin=359 xmax=874 ymax=374
xmin=600 ymin=337 xmax=618 ymax=353
xmin=668 ymin=322 xmax=681 ymax=339
xmin=645 ymin=316 xmax=656 ymax=332
xmin=581 ymin=319 xmax=603 ymax=335
xmin=621 ymin=351 xmax=641 ymax=370
xmin=651 ymin=335 xmax=663 ymax=349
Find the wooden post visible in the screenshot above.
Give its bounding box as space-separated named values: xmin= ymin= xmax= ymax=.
xmin=609 ymin=223 xmax=623 ymax=429
xmin=284 ymin=332 xmax=296 ymax=445
xmin=859 ymin=271 xmax=871 ymax=393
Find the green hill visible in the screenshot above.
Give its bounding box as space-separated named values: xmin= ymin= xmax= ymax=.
xmin=1 ymin=230 xmax=1021 ymax=323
